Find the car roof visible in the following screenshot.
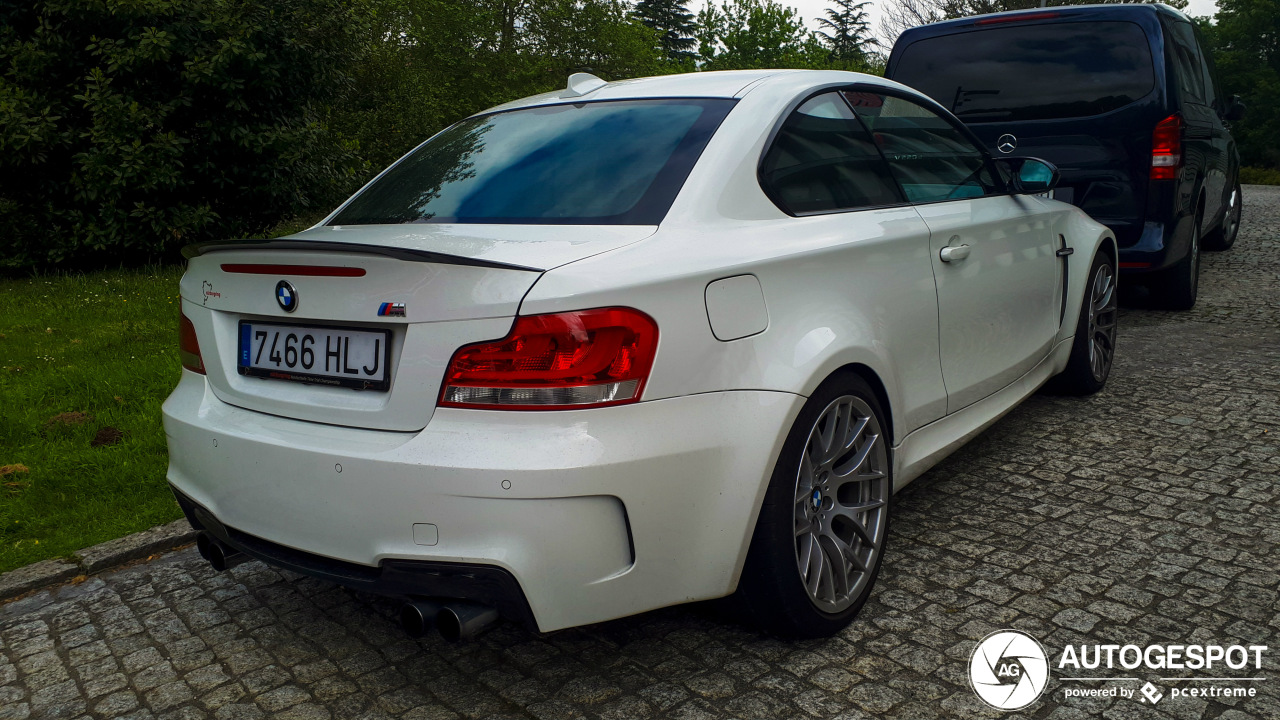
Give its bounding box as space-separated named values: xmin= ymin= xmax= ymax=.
xmin=897 ymin=2 xmax=1188 ymax=39
xmin=477 ymin=69 xmax=909 ymax=116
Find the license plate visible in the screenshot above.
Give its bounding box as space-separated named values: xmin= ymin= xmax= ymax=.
xmin=238 ymin=321 xmax=391 ymax=391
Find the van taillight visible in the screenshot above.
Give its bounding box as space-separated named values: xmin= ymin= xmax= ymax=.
xmin=179 ymin=313 xmax=205 ymax=375
xmin=440 ymin=307 xmax=658 ymax=410
xmin=1150 ymin=114 xmax=1183 ymax=180
xmin=974 ymin=11 xmax=1061 ymax=24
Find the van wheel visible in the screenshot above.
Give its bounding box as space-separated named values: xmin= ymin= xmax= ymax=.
xmin=1046 ymin=251 xmax=1117 ymax=395
xmin=736 ymin=372 xmax=890 ymax=638
xmin=1153 ymin=210 xmax=1201 ymax=311
xmin=1203 ymin=182 xmax=1242 ymax=251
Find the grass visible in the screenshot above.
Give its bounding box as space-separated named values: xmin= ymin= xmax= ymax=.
xmin=0 ymin=267 xmax=186 ymax=573
xmin=1240 ymin=166 xmax=1280 ymax=186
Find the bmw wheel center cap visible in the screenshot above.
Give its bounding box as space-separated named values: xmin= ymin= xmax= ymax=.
xmin=276 ymin=280 xmax=298 ymax=312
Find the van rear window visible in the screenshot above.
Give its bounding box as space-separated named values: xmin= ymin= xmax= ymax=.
xmin=893 ymin=21 xmax=1156 ymax=122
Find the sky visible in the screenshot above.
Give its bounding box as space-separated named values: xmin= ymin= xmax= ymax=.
xmin=692 ymin=0 xmax=1220 ymax=44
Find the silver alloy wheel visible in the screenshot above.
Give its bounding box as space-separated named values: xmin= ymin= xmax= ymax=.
xmin=1224 ymin=187 xmax=1241 ymax=242
xmin=1087 ymin=262 xmax=1118 ymax=382
xmin=793 ymin=395 xmax=888 ymax=613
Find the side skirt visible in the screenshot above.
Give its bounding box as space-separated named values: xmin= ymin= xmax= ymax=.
xmin=891 ymin=337 xmax=1074 ymax=492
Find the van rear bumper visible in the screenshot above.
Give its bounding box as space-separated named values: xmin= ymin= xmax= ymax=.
xmin=1115 ymin=216 xmax=1194 ymax=273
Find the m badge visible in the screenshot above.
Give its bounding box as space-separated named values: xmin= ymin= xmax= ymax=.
xmin=378 ymin=302 xmax=406 ymax=317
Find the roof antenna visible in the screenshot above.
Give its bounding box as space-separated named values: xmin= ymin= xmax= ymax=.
xmin=563 ymin=72 xmax=607 ymax=98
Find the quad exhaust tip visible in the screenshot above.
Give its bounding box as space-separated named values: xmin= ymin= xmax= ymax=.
xmin=401 ymin=599 xmax=499 ymax=642
xmin=196 ymin=532 xmax=248 ymax=572
xmin=194 ymin=534 xmax=501 ymax=641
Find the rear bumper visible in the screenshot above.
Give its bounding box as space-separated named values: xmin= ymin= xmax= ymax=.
xmin=1115 ymin=217 xmax=1193 ymax=273
xmin=162 ymin=371 xmax=802 ymax=632
xmin=173 ymin=488 xmax=539 ymax=628
xmin=1113 ymin=179 xmax=1197 ymax=273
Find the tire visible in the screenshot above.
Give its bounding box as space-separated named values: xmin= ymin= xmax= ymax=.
xmin=736 ymin=372 xmax=891 ymax=638
xmin=1047 ymin=251 xmax=1118 ymax=396
xmin=1152 ymin=209 xmax=1202 ymax=311
xmin=1203 ymin=181 xmax=1242 ymax=252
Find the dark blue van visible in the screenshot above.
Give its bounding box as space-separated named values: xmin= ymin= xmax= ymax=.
xmin=886 ymin=4 xmax=1244 ymax=310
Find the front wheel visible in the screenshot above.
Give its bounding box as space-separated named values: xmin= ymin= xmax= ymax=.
xmin=736 ymin=373 xmax=891 ymax=638
xmin=1046 ymin=251 xmax=1118 ymax=395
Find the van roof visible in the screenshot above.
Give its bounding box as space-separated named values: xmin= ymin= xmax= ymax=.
xmin=899 ymin=2 xmax=1189 ymax=38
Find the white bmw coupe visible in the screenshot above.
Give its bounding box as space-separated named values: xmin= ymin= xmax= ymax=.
xmin=165 ymin=70 xmax=1118 ymax=640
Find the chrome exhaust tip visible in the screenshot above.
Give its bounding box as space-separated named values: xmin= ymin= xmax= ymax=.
xmin=436 ymin=601 xmax=500 ymax=642
xmin=195 ymin=532 xmax=247 ymax=572
xmin=399 ymin=600 xmax=442 ymax=638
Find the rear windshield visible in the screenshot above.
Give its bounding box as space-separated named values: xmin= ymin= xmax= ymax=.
xmin=893 ymin=21 xmax=1156 ymax=122
xmin=330 ymin=98 xmax=734 ymax=226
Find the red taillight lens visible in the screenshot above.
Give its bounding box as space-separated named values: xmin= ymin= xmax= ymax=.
xmin=440 ymin=307 xmax=658 ymax=410
xmin=1151 ymin=114 xmax=1183 ymax=180
xmin=179 ymin=312 xmax=205 ymax=375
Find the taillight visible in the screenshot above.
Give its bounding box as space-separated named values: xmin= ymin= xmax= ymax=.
xmin=1151 ymin=114 xmax=1183 ymax=180
xmin=179 ymin=312 xmax=205 ymax=375
xmin=440 ymin=307 xmax=658 ymax=410
xmin=974 ymin=11 xmax=1060 ymax=24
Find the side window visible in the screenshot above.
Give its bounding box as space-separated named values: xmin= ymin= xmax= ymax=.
xmin=1192 ymin=25 xmax=1219 ymax=108
xmin=1168 ymin=21 xmax=1206 ymax=104
xmin=844 ymin=91 xmax=1000 ymax=204
xmin=759 ymin=92 xmax=905 ymax=215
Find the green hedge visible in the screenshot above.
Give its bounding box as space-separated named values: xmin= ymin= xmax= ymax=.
xmin=0 ymin=0 xmax=369 ymax=271
xmin=1240 ymin=167 xmax=1280 ymax=186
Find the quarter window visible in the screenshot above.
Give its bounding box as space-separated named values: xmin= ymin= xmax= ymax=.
xmin=1167 ymin=21 xmax=1206 ymax=104
xmin=759 ymin=93 xmax=904 ymax=215
xmin=844 ymin=92 xmax=1000 ymax=204
xmin=1192 ymin=25 xmax=1219 ymax=107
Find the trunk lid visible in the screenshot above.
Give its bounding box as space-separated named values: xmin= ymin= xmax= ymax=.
xmin=180 ymin=224 xmax=654 ymax=431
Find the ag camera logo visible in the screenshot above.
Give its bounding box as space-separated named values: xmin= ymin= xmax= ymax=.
xmin=970 ymin=630 xmax=1050 ymax=711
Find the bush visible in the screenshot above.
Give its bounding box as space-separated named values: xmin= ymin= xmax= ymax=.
xmin=0 ymin=0 xmax=371 ymax=271
xmin=1240 ymin=166 xmax=1280 ymax=186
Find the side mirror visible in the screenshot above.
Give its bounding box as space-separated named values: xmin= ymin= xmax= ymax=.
xmin=995 ymin=157 xmax=1060 ymax=195
xmin=1223 ymin=95 xmax=1246 ymax=122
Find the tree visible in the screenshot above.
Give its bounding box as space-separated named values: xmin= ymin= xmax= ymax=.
xmin=817 ymin=0 xmax=878 ymax=63
xmin=0 ymin=0 xmax=372 ymax=270
xmin=634 ymin=0 xmax=698 ymax=64
xmin=696 ymin=0 xmax=826 ymax=70
xmin=329 ymin=0 xmax=667 ymax=183
xmin=879 ymin=0 xmax=1188 ymax=47
xmin=1201 ymin=0 xmax=1280 ymax=168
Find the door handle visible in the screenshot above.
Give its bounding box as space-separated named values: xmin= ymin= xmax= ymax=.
xmin=940 ymin=244 xmax=971 ymax=263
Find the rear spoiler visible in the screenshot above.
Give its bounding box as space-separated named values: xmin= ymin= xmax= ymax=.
xmin=181 ymin=238 xmax=543 ymax=273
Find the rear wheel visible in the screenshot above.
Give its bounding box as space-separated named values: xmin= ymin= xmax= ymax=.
xmin=736 ymin=373 xmax=890 ymax=638
xmin=1203 ymin=181 xmax=1242 ymax=251
xmin=1152 ymin=209 xmax=1201 ymax=311
xmin=1047 ymin=251 xmax=1117 ymax=395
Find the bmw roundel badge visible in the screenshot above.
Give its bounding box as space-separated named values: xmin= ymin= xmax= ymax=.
xmin=275 ymin=280 xmax=298 ymax=312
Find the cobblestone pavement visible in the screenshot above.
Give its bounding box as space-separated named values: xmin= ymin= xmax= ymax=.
xmin=3 ymin=188 xmax=1278 ymax=720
